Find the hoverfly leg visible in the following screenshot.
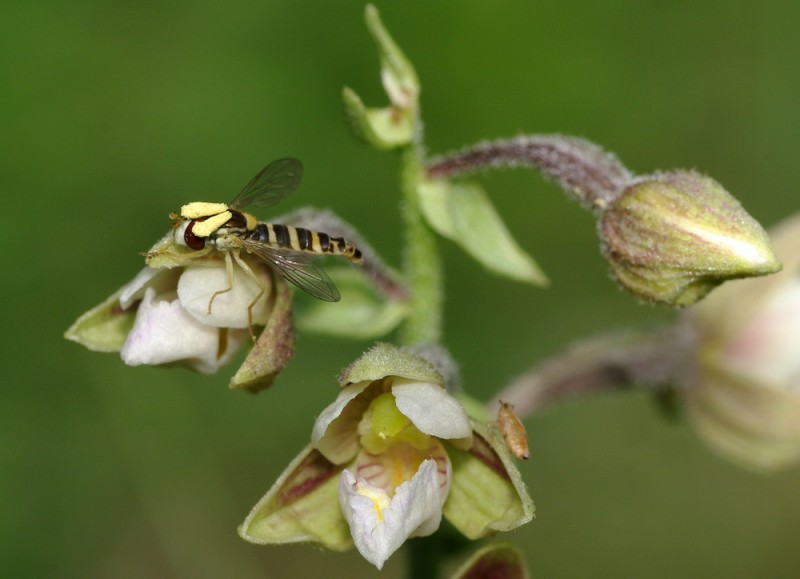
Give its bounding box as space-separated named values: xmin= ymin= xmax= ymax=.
xmin=207 ymin=251 xmax=235 ymax=314
xmin=232 ymin=251 xmax=267 ymax=342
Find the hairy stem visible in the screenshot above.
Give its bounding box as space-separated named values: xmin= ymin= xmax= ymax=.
xmin=399 ymin=138 xmax=444 ymax=346
xmin=427 ymin=134 xmax=634 ymax=208
xmin=490 ymin=324 xmax=694 ymax=419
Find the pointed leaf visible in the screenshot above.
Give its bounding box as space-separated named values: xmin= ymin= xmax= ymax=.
xmin=418 ymin=180 xmax=548 ymax=286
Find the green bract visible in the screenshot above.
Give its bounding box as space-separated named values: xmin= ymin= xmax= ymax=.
xmin=419 ymin=180 xmax=549 ymax=286
xmin=294 ymin=268 xmax=409 ymax=339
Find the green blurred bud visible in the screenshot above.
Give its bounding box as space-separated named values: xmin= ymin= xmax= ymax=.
xmin=451 ymin=543 xmax=529 ymax=579
xmin=685 ymin=214 xmax=800 ymax=472
xmin=599 ymin=170 xmax=780 ymax=306
xmin=342 ymin=5 xmax=419 ymax=149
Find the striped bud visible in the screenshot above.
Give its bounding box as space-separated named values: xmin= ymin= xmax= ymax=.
xmin=599 ymin=170 xmax=780 ymax=306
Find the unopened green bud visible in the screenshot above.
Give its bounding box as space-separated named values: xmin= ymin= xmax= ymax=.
xmin=599 ymin=170 xmax=780 ymax=306
xmin=342 ymin=6 xmax=419 ymax=150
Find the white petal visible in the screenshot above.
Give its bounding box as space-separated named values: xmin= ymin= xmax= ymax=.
xmin=119 ymin=267 xmax=179 ymax=309
xmin=120 ymin=287 xmax=246 ymax=373
xmin=311 ymin=382 xmax=371 ymax=463
xmin=724 ymin=277 xmax=800 ymax=384
xmin=177 ymin=264 xmax=272 ymax=329
xmin=339 ymin=459 xmax=444 ymax=570
xmin=391 ymin=378 xmax=472 ymax=440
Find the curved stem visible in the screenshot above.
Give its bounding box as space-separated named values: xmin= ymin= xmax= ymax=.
xmin=427 ymin=134 xmax=634 ymax=209
xmin=490 ymin=324 xmax=694 ymax=419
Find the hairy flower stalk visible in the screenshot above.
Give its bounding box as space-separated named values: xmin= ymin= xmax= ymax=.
xmin=428 ymin=136 xmax=779 ymax=306
xmin=428 ymin=135 xmax=633 ymax=208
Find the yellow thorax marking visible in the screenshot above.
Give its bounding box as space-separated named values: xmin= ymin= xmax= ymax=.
xmin=181 ymin=202 xmax=229 ymax=219
xmin=192 ymin=211 xmax=233 ymax=237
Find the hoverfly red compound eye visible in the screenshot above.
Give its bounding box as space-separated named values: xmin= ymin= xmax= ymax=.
xmin=184 ymin=219 xmax=206 ymax=250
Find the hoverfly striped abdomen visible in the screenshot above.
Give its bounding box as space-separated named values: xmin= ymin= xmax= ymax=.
xmin=247 ymin=223 xmax=363 ymax=263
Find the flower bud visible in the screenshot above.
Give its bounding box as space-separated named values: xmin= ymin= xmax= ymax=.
xmin=342 ymin=6 xmax=418 ymax=150
xmin=599 ymin=170 xmax=780 ymax=306
xmin=685 ymin=214 xmax=800 ymax=471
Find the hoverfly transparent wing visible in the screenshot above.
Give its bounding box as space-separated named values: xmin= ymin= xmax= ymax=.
xmin=238 ymin=238 xmax=341 ymax=302
xmin=229 ymin=158 xmax=303 ymax=210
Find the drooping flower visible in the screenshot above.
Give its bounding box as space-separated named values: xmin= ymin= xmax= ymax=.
xmin=239 ymin=343 xmax=533 ymax=569
xmin=685 ymin=213 xmax=800 ymax=471
xmin=65 ymin=230 xmax=294 ymax=391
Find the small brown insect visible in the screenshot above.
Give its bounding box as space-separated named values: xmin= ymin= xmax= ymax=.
xmin=497 ymin=401 xmax=529 ymax=460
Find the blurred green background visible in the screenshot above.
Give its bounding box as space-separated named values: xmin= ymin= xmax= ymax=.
xmin=3 ymin=1 xmax=799 ymax=577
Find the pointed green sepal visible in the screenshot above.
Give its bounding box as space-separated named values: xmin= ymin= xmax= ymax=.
xmin=342 ymin=5 xmax=419 ymax=150
xmin=338 ymin=342 xmax=444 ymax=387
xmin=238 ymin=446 xmax=352 ymax=550
xmin=451 ymin=543 xmax=529 ymax=579
xmin=64 ymin=286 xmax=136 ymax=352
xmin=229 ymin=279 xmax=295 ymax=393
xmin=418 ymin=180 xmax=549 ymax=286
xmin=364 ymin=4 xmax=419 ymax=111
xmin=443 ymin=419 xmax=534 ymax=539
xmin=295 ymin=267 xmax=409 ymax=339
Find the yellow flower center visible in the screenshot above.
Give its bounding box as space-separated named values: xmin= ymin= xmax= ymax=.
xmin=359 ymin=392 xmax=431 ymax=454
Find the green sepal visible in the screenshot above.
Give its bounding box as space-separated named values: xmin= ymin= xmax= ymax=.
xmin=229 ymin=279 xmax=295 ymax=393
xmin=451 ymin=543 xmax=529 ymax=579
xmin=339 ymin=342 xmax=443 ymax=387
xmin=64 ymin=286 xmax=136 ymax=352
xmin=238 ymin=446 xmax=352 ymax=551
xmin=295 ymin=267 xmax=409 ymax=340
xmin=418 ymin=180 xmax=549 ymax=286
xmin=364 ymin=4 xmax=419 ymax=111
xmin=443 ymin=419 xmax=534 ymax=539
xmin=342 ymin=87 xmax=414 ymax=150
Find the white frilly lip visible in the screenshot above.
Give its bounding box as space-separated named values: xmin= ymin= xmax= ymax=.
xmin=120 ymin=285 xmax=247 ymax=374
xmin=339 ymin=458 xmax=446 ymax=570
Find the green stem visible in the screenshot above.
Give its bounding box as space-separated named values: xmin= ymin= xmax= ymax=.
xmin=398 ymin=140 xmax=444 ymax=346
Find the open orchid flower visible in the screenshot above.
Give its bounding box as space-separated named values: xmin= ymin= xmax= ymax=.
xmin=65 ymin=231 xmax=294 ymax=392
xmin=239 ymin=344 xmax=533 ymax=569
xmin=685 ymin=214 xmax=800 ymax=471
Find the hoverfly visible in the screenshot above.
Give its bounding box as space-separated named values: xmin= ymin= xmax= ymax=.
xmin=497 ymin=400 xmax=529 ymax=460
xmin=169 ymin=158 xmax=362 ymax=323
